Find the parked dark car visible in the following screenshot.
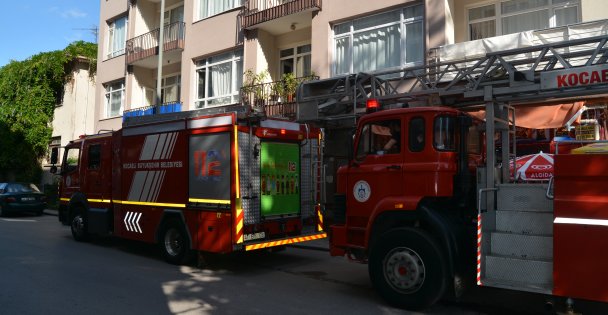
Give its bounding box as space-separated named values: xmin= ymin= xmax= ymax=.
xmin=0 ymin=182 xmax=47 ymax=216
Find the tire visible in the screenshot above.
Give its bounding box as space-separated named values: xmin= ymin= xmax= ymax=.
xmin=369 ymin=228 xmax=447 ymax=310
xmin=159 ymin=219 xmax=192 ymax=265
xmin=70 ymin=209 xmax=89 ymax=242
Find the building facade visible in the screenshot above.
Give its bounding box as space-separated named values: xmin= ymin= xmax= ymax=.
xmin=95 ymin=0 xmax=599 ymax=130
xmin=42 ymin=57 xmax=96 ymax=186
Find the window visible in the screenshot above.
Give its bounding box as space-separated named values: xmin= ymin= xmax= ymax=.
xmin=161 ymin=75 xmax=181 ymax=104
xmin=356 ymin=120 xmax=401 ymax=158
xmin=165 ymin=5 xmax=184 ymax=25
xmin=434 ymin=116 xmax=456 ymax=151
xmin=104 ymin=81 xmax=125 ymax=118
xmin=468 ymin=0 xmax=580 ymax=40
xmin=48 ymin=136 xmax=61 ymax=163
xmin=107 ymin=16 xmax=128 ymax=59
xmin=198 ymin=0 xmax=241 ymax=20
xmin=88 ymin=145 xmax=101 ymax=170
xmin=409 ymin=117 xmax=425 ymax=152
xmin=333 ymin=5 xmax=424 ymax=75
xmin=280 ymin=44 xmax=312 ymax=78
xmin=195 ymin=50 xmax=243 ymax=108
xmin=63 ymin=147 xmax=80 ymax=173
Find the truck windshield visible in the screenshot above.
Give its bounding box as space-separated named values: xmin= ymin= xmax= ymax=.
xmin=63 ymin=147 xmax=80 ymax=172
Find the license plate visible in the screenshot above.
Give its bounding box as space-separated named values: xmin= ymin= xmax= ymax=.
xmin=21 ymin=197 xmax=35 ymax=201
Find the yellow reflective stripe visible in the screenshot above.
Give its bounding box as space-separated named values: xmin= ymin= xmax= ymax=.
xmin=245 ymin=233 xmax=327 ymax=251
xmin=60 ymin=198 xmax=70 ymax=202
xmin=317 ymin=205 xmax=324 ymax=232
xmin=88 ymin=199 xmax=112 ymax=203
xmin=189 ymin=198 xmax=231 ymax=204
xmin=235 ymin=208 xmax=244 ymax=244
xmin=113 ymin=200 xmax=186 ymax=208
xmin=234 ymin=125 xmax=240 ymax=199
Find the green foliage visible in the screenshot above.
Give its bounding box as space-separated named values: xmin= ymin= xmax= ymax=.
xmin=0 ymin=41 xmax=97 ymax=182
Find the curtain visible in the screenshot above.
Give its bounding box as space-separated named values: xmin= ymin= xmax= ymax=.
xmin=353 ymin=25 xmax=400 ymax=73
xmin=334 ymin=37 xmax=350 ymax=75
xmin=405 ymin=21 xmax=423 ymax=64
xmin=470 ymin=20 xmax=496 ymax=40
xmin=113 ymin=18 xmax=127 ymax=56
xmin=201 ymin=0 xmax=238 ymax=19
xmin=502 ymin=9 xmax=549 ymax=35
xmin=209 ymin=63 xmax=232 ymax=106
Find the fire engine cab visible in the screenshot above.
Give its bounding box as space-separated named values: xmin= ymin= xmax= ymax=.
xmin=52 ymin=107 xmax=326 ymax=264
xmin=297 ymin=21 xmax=608 ymax=310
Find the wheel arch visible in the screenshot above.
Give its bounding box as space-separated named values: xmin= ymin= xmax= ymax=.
xmin=155 ymin=209 xmax=193 ymax=250
xmin=367 ymin=199 xmax=467 ymax=289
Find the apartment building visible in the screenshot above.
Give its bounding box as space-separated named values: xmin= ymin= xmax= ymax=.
xmin=95 ymin=0 xmax=599 ymax=131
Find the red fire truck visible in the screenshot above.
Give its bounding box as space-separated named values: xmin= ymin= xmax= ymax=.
xmin=297 ymin=26 xmax=608 ymax=310
xmin=51 ymin=107 xmax=326 ymax=264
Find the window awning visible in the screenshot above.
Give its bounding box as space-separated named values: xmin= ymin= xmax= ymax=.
xmin=467 ymin=101 xmax=586 ymax=129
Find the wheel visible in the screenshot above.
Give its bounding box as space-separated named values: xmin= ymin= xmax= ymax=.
xmin=36 ymin=209 xmax=43 ymax=216
xmin=369 ymin=228 xmax=447 ymax=310
xmin=159 ymin=219 xmax=192 ymax=265
xmin=70 ymin=210 xmax=89 ymax=242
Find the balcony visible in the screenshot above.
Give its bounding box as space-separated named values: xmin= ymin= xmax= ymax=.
xmin=241 ymin=0 xmax=321 ymax=30
xmin=126 ymin=22 xmax=185 ymax=67
xmin=240 ymin=75 xmax=318 ymax=120
xmin=123 ymin=102 xmax=183 ymax=122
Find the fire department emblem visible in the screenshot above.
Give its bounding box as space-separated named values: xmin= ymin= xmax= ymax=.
xmin=353 ymin=180 xmax=371 ymax=203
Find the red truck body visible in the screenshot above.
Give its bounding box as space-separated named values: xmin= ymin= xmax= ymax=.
xmin=58 ymin=110 xmax=326 ymax=262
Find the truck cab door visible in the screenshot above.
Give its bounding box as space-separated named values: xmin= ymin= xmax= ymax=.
xmin=82 ymin=140 xmax=109 ymax=201
xmin=346 ymin=119 xmax=404 ymax=237
xmin=61 ymin=144 xmax=82 ymax=197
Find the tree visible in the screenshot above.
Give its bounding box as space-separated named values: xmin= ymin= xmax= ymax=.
xmin=0 ymin=41 xmax=97 ymax=182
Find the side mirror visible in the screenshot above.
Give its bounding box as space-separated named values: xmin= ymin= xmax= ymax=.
xmin=50 ymin=147 xmax=59 ymax=165
xmin=50 ymin=165 xmax=58 ymax=174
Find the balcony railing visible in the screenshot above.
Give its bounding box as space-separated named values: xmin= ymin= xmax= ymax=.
xmin=123 ymin=102 xmax=182 ymax=121
xmin=240 ymin=75 xmax=318 ymax=120
xmin=126 ymin=22 xmax=186 ymax=64
xmin=241 ymin=0 xmax=321 ymax=29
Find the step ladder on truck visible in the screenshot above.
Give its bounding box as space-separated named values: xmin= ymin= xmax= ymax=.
xmin=296 ymin=20 xmax=608 ymax=310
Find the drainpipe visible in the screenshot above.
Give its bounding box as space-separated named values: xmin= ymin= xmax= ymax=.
xmin=155 ymin=0 xmax=166 ymax=109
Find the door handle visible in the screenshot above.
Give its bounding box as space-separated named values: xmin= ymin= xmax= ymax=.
xmin=386 ymin=165 xmax=401 ymax=170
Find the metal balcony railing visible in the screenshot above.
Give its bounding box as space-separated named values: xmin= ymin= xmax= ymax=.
xmin=240 ymin=75 xmax=318 ymax=120
xmin=241 ymin=0 xmax=321 ymax=29
xmin=126 ymin=22 xmax=186 ymax=64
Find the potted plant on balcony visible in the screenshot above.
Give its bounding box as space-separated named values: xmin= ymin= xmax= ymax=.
xmin=281 ymin=72 xmax=298 ymax=102
xmin=243 ymin=69 xmax=269 ymax=110
xmin=270 ymin=80 xmax=284 ymax=103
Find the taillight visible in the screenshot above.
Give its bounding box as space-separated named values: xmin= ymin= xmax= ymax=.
xmin=366 ymin=98 xmax=380 ymax=113
xmin=6 ymin=197 xmax=16 ymax=203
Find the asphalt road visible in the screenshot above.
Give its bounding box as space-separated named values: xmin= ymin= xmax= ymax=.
xmin=1 ymin=212 xmax=606 ymax=315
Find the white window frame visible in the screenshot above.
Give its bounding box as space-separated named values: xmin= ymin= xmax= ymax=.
xmin=279 ymin=43 xmax=312 ymax=78
xmin=104 ymin=81 xmax=125 ymax=118
xmin=107 ymin=16 xmax=128 ymax=59
xmin=195 ymin=49 xmax=243 ymax=109
xmin=197 ymin=0 xmax=242 ymax=21
xmin=467 ymin=0 xmax=581 ymax=40
xmin=332 ymin=5 xmax=425 ymax=76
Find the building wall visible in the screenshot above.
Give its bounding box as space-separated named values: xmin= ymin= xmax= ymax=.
xmin=42 ymin=60 xmax=96 ymax=186
xmin=181 ymin=7 xmax=242 ymax=110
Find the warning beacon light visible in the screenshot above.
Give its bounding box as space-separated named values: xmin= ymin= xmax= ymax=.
xmin=366 ymin=98 xmax=380 ymax=113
